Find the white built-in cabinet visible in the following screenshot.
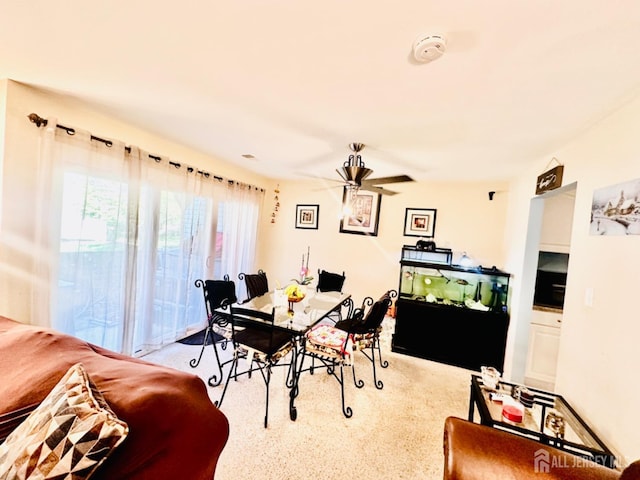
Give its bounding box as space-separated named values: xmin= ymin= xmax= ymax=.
xmin=526 ymin=189 xmax=575 ymax=390
xmin=525 ymin=309 xmax=562 ymax=390
xmin=538 ymin=192 xmax=575 ymax=254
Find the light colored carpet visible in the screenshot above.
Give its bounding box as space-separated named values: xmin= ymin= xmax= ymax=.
xmin=143 ymin=319 xmax=472 ymax=480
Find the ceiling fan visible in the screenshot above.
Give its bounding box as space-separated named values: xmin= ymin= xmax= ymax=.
xmin=336 ymin=143 xmax=414 ymax=196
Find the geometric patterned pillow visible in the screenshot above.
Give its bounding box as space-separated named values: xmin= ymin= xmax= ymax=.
xmin=0 ymin=363 xmax=129 ymax=480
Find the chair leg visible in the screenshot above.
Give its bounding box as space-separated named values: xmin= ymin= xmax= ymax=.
xmin=338 ymin=364 xmax=353 ymax=418
xmin=264 ymin=365 xmax=271 ymax=428
xmin=291 ymin=348 xmax=354 ymax=419
xmin=371 ymin=334 xmax=389 ymax=390
xmin=207 ymin=337 xmax=227 ymax=387
xmin=370 ymin=341 xmax=383 ymax=390
xmin=285 ymin=347 xmax=297 ymax=388
xmin=351 ymin=354 xmax=364 ymax=389
xmin=189 ymin=326 xmax=213 ymax=368
xmin=360 ymin=339 xmax=384 ymax=389
xmin=289 ymin=350 xmax=306 ymax=422
xmin=214 ymin=349 xmax=239 ymax=409
xmin=376 ymin=336 xmax=389 ymax=369
xmin=189 ymin=323 xmax=232 ymax=388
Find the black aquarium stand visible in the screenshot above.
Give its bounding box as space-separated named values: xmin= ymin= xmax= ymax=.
xmin=392 ymin=297 xmax=509 ymax=371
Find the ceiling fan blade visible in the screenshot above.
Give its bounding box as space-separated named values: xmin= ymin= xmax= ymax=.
xmin=360 ymin=185 xmax=398 ymax=196
xmin=294 ymin=172 xmax=343 ymax=183
xmin=361 ymin=175 xmax=414 ymax=186
xmin=312 ymin=184 xmax=344 ymax=192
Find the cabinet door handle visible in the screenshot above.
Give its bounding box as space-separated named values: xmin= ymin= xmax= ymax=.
xmin=556 ymin=318 xmax=562 ymax=324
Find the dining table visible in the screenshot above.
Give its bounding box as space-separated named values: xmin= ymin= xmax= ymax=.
xmin=232 ymin=288 xmax=353 ymax=420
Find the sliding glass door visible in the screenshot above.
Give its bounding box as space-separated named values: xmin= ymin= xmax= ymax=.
xmin=40 ymin=124 xmax=262 ymax=356
xmin=56 ymin=171 xmax=216 ymax=355
xmin=57 ymin=172 xmax=129 ymax=352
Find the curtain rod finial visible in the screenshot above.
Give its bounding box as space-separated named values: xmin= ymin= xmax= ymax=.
xmin=28 ymin=113 xmax=48 ymax=128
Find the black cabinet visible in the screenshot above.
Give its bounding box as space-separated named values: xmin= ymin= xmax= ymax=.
xmin=391 ymin=245 xmax=511 ymax=371
xmin=392 ymin=299 xmax=509 ymax=371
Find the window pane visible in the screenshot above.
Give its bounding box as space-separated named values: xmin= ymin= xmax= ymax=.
xmin=132 ymin=189 xmax=211 ymax=354
xmin=56 ymin=172 xmax=127 ymax=352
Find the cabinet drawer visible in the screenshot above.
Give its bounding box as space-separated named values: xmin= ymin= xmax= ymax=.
xmin=531 ymin=309 xmax=563 ymax=327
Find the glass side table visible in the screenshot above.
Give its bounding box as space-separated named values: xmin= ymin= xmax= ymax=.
xmin=468 ymin=374 xmax=616 ymax=469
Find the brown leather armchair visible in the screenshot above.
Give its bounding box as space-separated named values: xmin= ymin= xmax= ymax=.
xmin=443 ymin=417 xmax=639 ymax=480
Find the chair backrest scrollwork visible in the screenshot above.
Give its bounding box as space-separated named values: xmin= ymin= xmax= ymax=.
xmin=195 ymin=275 xmax=237 ymax=323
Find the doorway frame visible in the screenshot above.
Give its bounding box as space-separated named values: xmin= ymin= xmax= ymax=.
xmin=507 ymin=181 xmax=577 ymax=384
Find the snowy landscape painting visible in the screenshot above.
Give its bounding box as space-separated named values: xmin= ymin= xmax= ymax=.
xmin=590 ymin=177 xmax=640 ymax=235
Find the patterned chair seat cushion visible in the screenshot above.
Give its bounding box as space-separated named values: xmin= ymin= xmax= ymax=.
xmin=351 ymin=329 xmax=379 ymax=350
xmin=305 ymin=324 xmax=352 ymax=361
xmin=212 ymin=322 xmax=233 ymax=339
xmin=251 ymin=342 xmax=294 ymax=363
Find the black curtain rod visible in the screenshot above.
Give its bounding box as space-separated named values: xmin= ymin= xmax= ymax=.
xmin=27 ymin=113 xmax=263 ymax=191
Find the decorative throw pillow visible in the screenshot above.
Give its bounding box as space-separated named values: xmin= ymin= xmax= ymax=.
xmin=0 ymin=363 xmax=128 ymax=479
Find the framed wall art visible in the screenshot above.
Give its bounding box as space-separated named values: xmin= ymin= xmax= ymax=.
xmin=339 ymin=188 xmax=381 ymax=236
xmin=590 ymin=177 xmax=640 ymax=236
xmin=403 ymin=208 xmax=437 ymax=237
xmin=295 ymin=204 xmax=319 ymax=229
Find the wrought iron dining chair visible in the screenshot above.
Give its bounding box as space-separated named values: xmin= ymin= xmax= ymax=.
xmin=292 ymin=304 xmax=367 ymax=419
xmin=215 ymin=305 xmax=296 ymax=428
xmin=191 ymin=276 xmax=238 ymax=387
xmin=316 ymin=269 xmax=346 ymax=322
xmin=316 ymin=269 xmax=346 ymax=293
xmin=238 ymin=269 xmax=269 ymax=302
xmin=334 ymin=289 xmax=396 ymax=389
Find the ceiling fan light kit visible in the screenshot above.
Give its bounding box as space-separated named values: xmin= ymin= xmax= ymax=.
xmin=336 ymin=165 xmax=373 ymax=185
xmin=334 ymin=143 xmax=414 ymax=196
xmin=336 ymin=143 xmax=372 ymax=186
xmin=412 ymin=34 xmax=447 ymax=63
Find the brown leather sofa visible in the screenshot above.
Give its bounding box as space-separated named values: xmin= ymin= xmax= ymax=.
xmin=0 ymin=315 xmax=229 ymax=479
xmin=443 ymin=416 xmax=639 ymax=480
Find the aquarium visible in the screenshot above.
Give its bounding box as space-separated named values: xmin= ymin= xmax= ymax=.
xmin=400 ymin=245 xmax=452 ymax=265
xmin=398 ymin=247 xmax=510 ymax=312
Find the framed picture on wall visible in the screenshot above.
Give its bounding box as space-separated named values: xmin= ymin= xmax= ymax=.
xmin=295 ymin=204 xmax=319 ymax=229
xmin=590 ymin=177 xmax=640 ymax=236
xmin=403 ymin=208 xmax=437 ymax=237
xmin=339 ymin=188 xmax=381 ymax=236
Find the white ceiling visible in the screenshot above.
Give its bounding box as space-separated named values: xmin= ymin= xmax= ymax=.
xmin=2 ymin=1 xmax=640 ymax=182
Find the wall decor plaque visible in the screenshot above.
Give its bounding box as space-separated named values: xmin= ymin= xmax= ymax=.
xmin=536 ymin=165 xmax=564 ymax=195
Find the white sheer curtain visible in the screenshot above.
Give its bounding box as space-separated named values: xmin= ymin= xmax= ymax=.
xmin=33 ymin=120 xmax=263 ymax=356
xmin=218 ymin=181 xmax=263 ymax=301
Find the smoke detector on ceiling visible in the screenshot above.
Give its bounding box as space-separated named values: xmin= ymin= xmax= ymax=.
xmin=412 ymin=34 xmax=447 ymax=63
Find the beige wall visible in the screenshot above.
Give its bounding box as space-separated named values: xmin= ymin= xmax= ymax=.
xmin=255 ymin=179 xmax=509 ymax=305
xmin=502 ymin=94 xmax=640 ymax=464
xmin=0 ymin=79 xmax=6 ymax=228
